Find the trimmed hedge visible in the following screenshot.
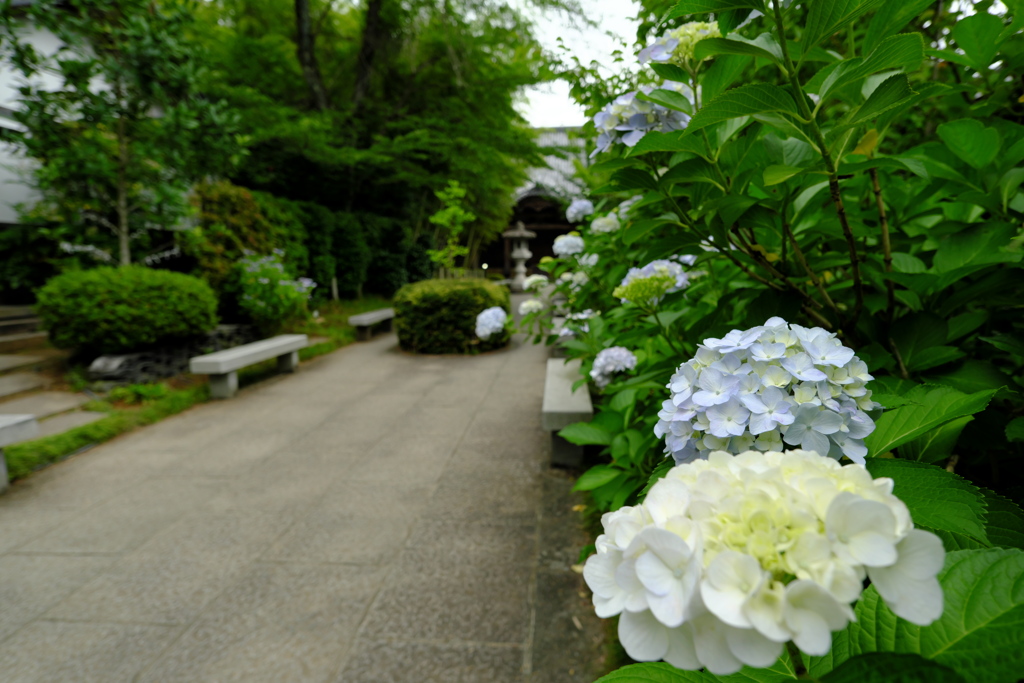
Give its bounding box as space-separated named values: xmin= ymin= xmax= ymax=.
xmin=36 ymin=266 xmax=218 ymax=355
xmin=394 ymin=278 xmax=510 ymax=354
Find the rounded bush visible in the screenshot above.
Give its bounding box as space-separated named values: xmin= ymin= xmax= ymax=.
xmin=394 ymin=278 xmax=510 ymax=354
xmin=36 ymin=266 xmax=219 ymax=355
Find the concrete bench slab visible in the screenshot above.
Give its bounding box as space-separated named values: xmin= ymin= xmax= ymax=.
xmin=190 ymin=334 xmax=308 ymax=399
xmin=348 ymin=308 xmax=395 ymax=341
xmin=0 ymin=414 xmax=38 ymax=493
xmin=542 ymin=358 xmax=594 ymax=468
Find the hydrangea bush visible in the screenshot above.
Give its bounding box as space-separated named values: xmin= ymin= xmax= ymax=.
xmin=530 ymin=0 xmax=1024 ymax=680
xmin=236 ymin=252 xmax=315 ymax=335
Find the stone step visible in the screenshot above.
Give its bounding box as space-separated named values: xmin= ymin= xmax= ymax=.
xmin=0 ymin=305 xmax=34 ymax=320
xmin=0 ymin=316 xmax=41 ymax=335
xmin=0 ymin=372 xmax=46 ymax=399
xmin=0 ymin=331 xmax=48 ymax=353
xmin=33 ymin=410 xmax=107 ymax=441
xmin=0 ymin=391 xmax=89 ymax=420
xmin=0 ymin=354 xmax=45 ymax=375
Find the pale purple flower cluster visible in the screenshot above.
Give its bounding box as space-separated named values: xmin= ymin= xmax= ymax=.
xmin=553 ymin=233 xmax=585 ymax=257
xmin=475 ymin=306 xmax=508 ymax=340
xmin=618 ymin=258 xmax=690 ymax=303
xmin=591 ymin=347 xmax=638 ymax=389
xmin=566 ymin=198 xmax=595 ymax=223
xmin=654 ymin=318 xmax=879 ymax=465
xmin=593 ymin=83 xmax=693 ymax=155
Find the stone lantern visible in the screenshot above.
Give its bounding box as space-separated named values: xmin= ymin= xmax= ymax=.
xmin=503 ymin=221 xmax=536 ymax=292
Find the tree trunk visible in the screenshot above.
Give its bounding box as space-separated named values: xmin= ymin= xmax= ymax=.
xmin=116 ymin=113 xmax=131 ymax=267
xmin=295 ymin=0 xmax=330 ymax=110
xmin=352 ymin=0 xmax=384 ymax=110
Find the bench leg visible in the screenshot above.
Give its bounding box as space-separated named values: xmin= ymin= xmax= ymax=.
xmin=210 ymin=371 xmax=238 ymax=399
xmin=0 ymin=448 xmax=8 ymax=494
xmin=550 ymin=433 xmax=583 ymax=468
xmin=277 ymin=350 xmax=299 ymax=373
xmin=357 ymin=326 xmax=372 ymax=341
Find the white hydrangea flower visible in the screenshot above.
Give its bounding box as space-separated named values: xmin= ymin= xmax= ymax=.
xmin=617 ymin=195 xmax=643 ymax=221
xmin=518 ymin=299 xmax=544 ymax=316
xmin=583 ymin=450 xmax=945 ymax=675
xmin=475 ymin=306 xmax=507 ymax=340
xmin=553 ymin=233 xmax=585 ymax=257
xmin=654 ymin=318 xmax=879 ymax=464
xmin=522 ymin=274 xmax=548 ymax=292
xmin=578 ymin=253 xmax=600 ymax=267
xmin=566 ymin=198 xmax=595 ymax=223
xmin=591 ymin=346 xmax=638 ymax=388
xmin=591 ymin=215 xmax=621 ymax=234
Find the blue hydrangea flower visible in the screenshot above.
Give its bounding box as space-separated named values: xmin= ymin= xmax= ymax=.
xmin=553 ymin=233 xmax=586 ymax=257
xmin=475 ymin=306 xmax=508 ymax=340
xmin=592 ymin=83 xmax=694 ymax=155
xmin=590 ymin=346 xmax=638 ymax=389
xmin=566 ymin=198 xmax=595 ymax=223
xmin=653 ymin=318 xmax=880 ymax=465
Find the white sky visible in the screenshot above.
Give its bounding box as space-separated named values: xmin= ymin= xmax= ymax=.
xmin=514 ymin=0 xmax=641 ymax=128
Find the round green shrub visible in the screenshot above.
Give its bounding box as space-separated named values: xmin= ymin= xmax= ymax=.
xmin=394 ymin=278 xmax=510 ymax=354
xmin=36 ymin=266 xmax=219 ymax=355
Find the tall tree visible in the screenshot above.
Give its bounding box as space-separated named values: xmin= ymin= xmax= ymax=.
xmin=294 ymin=0 xmax=330 ymax=110
xmin=0 ymin=0 xmax=243 ymax=266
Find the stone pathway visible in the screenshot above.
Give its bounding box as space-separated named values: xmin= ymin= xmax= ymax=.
xmin=0 ymin=328 xmax=605 ymax=682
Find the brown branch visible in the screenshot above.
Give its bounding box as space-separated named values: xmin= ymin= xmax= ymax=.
xmin=827 ymin=176 xmax=864 ymax=322
xmin=731 ymin=229 xmax=824 ymax=310
xmin=783 ymin=220 xmax=841 ymax=316
xmin=870 ymin=168 xmax=896 ymax=328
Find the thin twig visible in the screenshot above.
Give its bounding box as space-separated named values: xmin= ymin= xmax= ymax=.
xmin=783 ymin=220 xmax=841 ymax=316
xmin=870 ymin=167 xmax=896 ymax=328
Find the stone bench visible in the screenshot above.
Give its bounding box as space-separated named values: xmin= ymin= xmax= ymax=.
xmin=189 ymin=334 xmax=308 ymax=399
xmin=0 ymin=414 xmax=39 ymax=492
xmin=542 ymin=358 xmax=594 ymax=468
xmin=348 ymin=308 xmax=395 ymax=341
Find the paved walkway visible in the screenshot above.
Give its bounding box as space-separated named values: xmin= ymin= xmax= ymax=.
xmin=0 ymin=327 xmax=604 ymax=682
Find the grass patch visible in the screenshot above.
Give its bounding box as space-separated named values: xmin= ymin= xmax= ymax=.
xmin=4 ymin=296 xmax=392 ymax=482
xmin=4 ymin=384 xmax=208 ymax=480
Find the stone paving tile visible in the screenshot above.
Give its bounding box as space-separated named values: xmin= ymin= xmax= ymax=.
xmin=264 ymin=512 xmax=411 ymax=566
xmin=338 ymin=640 xmax=525 ymax=683
xmin=172 ymin=428 xmax=298 ymax=477
xmin=0 ymin=620 xmax=182 ymax=683
xmin=0 ymin=554 xmax=115 ymax=642
xmin=136 ymin=563 xmax=385 ymax=683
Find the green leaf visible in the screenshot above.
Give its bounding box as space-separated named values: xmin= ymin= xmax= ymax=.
xmin=803 ymin=0 xmax=885 ymax=54
xmin=694 ymin=34 xmax=782 ymax=63
xmin=820 ymin=34 xmax=925 ymax=100
xmin=661 ymin=158 xmax=724 ymax=188
xmin=899 ymin=415 xmax=973 ymax=464
xmin=641 ymin=88 xmax=694 ymax=114
xmin=820 ymin=653 xmax=965 ymax=683
xmin=611 ymin=168 xmax=661 ymax=192
xmin=980 ymin=334 xmax=1024 ymax=357
xmin=979 ymin=487 xmax=1024 ymax=550
xmin=865 ymin=385 xmax=999 ymax=455
xmin=685 ymin=84 xmax=800 ymax=135
xmin=844 ymin=73 xmax=914 ymax=126
xmin=623 ymin=218 xmax=673 ymax=246
xmin=863 ymin=0 xmax=935 ymax=54
xmin=907 ymin=346 xmax=965 ymax=372
xmin=951 ymin=12 xmax=1004 ymax=70
xmin=890 ymin=313 xmax=948 ymax=372
xmin=609 ymin=388 xmax=638 ymax=412
xmin=596 ymin=661 xmax=715 ymax=682
xmin=865 ymin=459 xmax=989 ymax=545
xmin=814 ymin=549 xmax=1024 ymax=683
xmin=649 ymin=63 xmax=690 ymax=83
xmin=937 ymin=119 xmax=1000 ymax=170
xmin=763 ymin=164 xmax=806 ymax=186
xmin=559 ymin=421 xmax=612 ymax=446
xmin=629 ymin=131 xmax=709 ymax=157
xmin=637 ymin=457 xmax=675 ymax=503
xmin=1007 ymin=417 xmax=1024 ymax=442
xmin=573 ymin=464 xmax=622 ymax=491
xmin=702 ymin=55 xmax=753 ymax=103
xmin=999 ymin=167 xmax=1024 ymax=211
xmin=666 ymin=0 xmax=763 ymax=19
xmin=890 ymin=252 xmax=926 ymax=273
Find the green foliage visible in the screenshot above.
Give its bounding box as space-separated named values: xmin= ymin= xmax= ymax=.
xmin=426 ymin=180 xmax=475 ymax=275
xmin=36 ymin=266 xmax=218 ymax=355
xmin=235 ymin=253 xmax=313 ymax=335
xmin=0 ymin=0 xmax=244 ymax=266
xmin=393 ymin=278 xmax=510 ymax=354
xmin=107 ymin=382 xmax=172 ymax=405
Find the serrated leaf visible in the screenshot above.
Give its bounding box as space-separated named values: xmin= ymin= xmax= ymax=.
xmin=559 ymin=421 xmax=612 ymax=446
xmin=702 ymin=54 xmax=753 ymax=103
xmin=865 ymin=459 xmax=989 ymax=545
xmin=685 ymin=84 xmax=800 ymax=136
xmin=629 ymin=131 xmax=709 ymax=157
xmin=922 ymin=525 xmax=991 ymax=552
xmin=637 ymin=457 xmax=674 ymax=503
xmin=810 ymin=549 xmax=1024 ymax=683
xmin=763 ymin=164 xmax=806 ymax=185
xmin=623 ymin=218 xmax=672 ymax=246
xmin=820 ymin=34 xmax=925 ymax=100
xmin=573 ymin=464 xmax=622 ymax=491
xmin=845 ymin=73 xmax=914 ymax=126
xmin=821 ymin=653 xmax=965 ymax=683
xmin=596 ymin=661 xmax=715 ymax=681
xmin=640 ymin=88 xmax=694 ymax=114
xmin=666 ymin=0 xmax=763 ymax=19
xmin=803 ymin=0 xmax=885 ymax=53
xmin=899 ymin=415 xmax=973 ymax=464
xmin=863 ymin=0 xmax=934 ymax=55
xmin=864 ymin=385 xmax=998 ymax=455
xmin=907 ymin=345 xmax=965 ymax=372
xmin=650 ymin=62 xmax=690 ymax=83
xmin=661 ymin=158 xmax=723 ymax=188
xmin=951 ymin=11 xmax=1004 ymax=70
xmin=979 ymin=487 xmax=1024 ymax=549
xmin=611 ymin=168 xmax=661 ymax=192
